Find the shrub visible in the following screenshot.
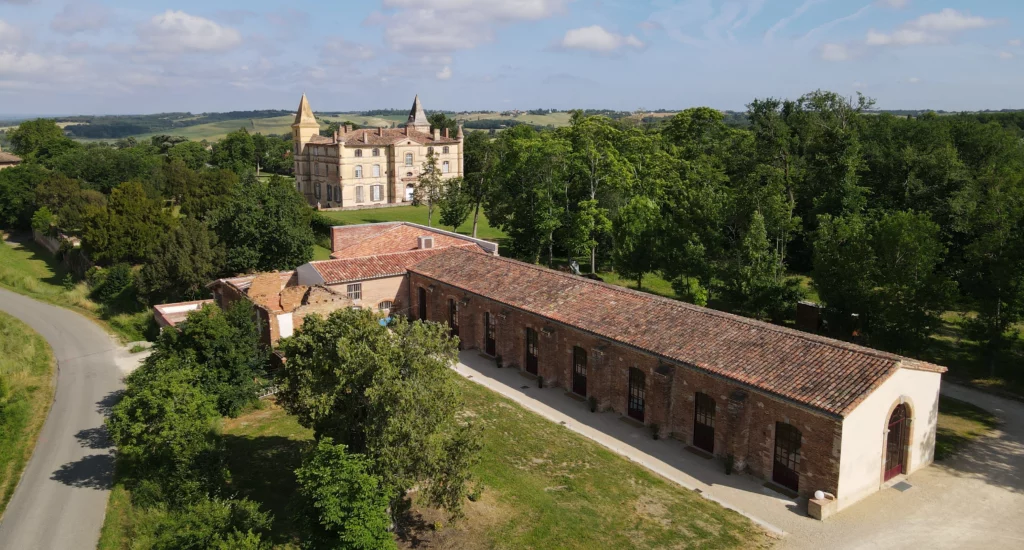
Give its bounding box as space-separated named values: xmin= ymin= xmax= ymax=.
xmin=91 ymin=263 xmax=135 ymax=305
xmin=130 ymin=497 xmax=272 ymax=550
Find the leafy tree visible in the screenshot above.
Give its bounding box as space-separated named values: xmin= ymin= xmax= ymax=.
xmin=106 ymin=355 xmax=223 ymax=503
xmin=149 ymin=301 xmax=267 ymax=417
xmin=427 ymin=112 xmax=458 ymax=137
xmin=295 ymin=438 xmax=394 ymax=550
xmin=7 ymin=119 xmax=77 ymax=161
xmin=131 ymin=497 xmax=272 ymax=550
xmin=137 ymin=218 xmax=227 ymax=303
xmin=461 ymin=131 xmax=495 ymax=238
xmin=31 ymin=207 xmax=55 ymax=235
xmin=414 ymin=150 xmax=445 ymax=227
xmin=438 ymin=177 xmax=472 ymax=231
xmin=167 ymin=140 xmax=211 ymax=171
xmin=277 ymin=310 xmax=482 ymax=518
xmin=183 ymin=168 xmax=238 ymax=220
xmin=869 ymin=211 xmax=955 ymax=352
xmin=212 ymin=128 xmax=256 ymax=176
xmin=612 ymin=196 xmax=661 ymax=289
xmin=721 ymin=211 xmax=802 ymax=321
xmin=90 ymin=262 xmax=135 ymax=305
xmin=211 ymin=174 xmax=314 ymax=273
xmin=46 ymin=143 xmax=162 ymax=193
xmin=33 ymin=173 xmax=93 ymax=233
xmin=812 ymin=214 xmax=875 ymax=336
xmin=82 ymin=181 xmax=173 ymax=265
xmin=252 ymin=133 xmax=292 ymax=175
xmin=0 ymin=163 xmax=49 ymax=229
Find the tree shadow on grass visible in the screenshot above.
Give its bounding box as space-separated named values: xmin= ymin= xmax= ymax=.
xmin=50 ymin=452 xmax=115 ymax=490
xmin=220 ymin=434 xmax=310 ymax=545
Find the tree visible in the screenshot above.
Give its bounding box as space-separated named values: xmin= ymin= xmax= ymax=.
xmin=0 ymin=163 xmax=49 ymax=229
xmin=131 ymin=497 xmax=272 ymax=550
xmin=277 ymin=310 xmax=482 ymax=518
xmin=427 ymin=112 xmax=458 ymax=137
xmin=812 ymin=214 xmax=875 ymax=336
xmin=167 ymin=140 xmax=212 ymax=171
xmin=295 ymin=438 xmax=394 ymax=550
xmin=252 ymin=133 xmax=292 ymax=175
xmin=33 ymin=173 xmax=92 ymax=233
xmin=82 ymin=180 xmax=173 ymax=265
xmin=869 ymin=211 xmax=955 ymax=352
xmin=137 ymin=218 xmax=227 ymax=303
xmin=612 ymin=196 xmax=661 ymax=289
xmin=182 ymin=168 xmax=237 ymax=220
xmin=7 ymin=119 xmax=77 ymax=161
xmin=211 ymin=174 xmax=314 ymax=273
xmin=461 ymin=131 xmax=495 ymax=238
xmin=721 ymin=211 xmax=802 ymax=321
xmin=46 ymin=143 xmax=162 ymax=193
xmin=106 ymin=355 xmax=223 ymax=503
xmin=438 ymin=177 xmax=472 ymax=231
xmin=414 ymin=150 xmax=445 ymax=227
xmin=212 ymin=128 xmax=256 ymax=176
xmin=148 ymin=301 xmax=267 ymax=417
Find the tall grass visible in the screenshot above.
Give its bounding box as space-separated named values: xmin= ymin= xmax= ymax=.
xmin=0 ymin=311 xmax=55 ymax=517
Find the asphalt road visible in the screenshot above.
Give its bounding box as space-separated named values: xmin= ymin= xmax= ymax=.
xmin=0 ymin=288 xmax=122 ymax=550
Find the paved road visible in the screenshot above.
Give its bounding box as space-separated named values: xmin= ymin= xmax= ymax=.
xmin=0 ymin=288 xmax=123 ymax=550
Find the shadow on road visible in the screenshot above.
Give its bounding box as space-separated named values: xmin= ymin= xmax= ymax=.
xmin=96 ymin=390 xmax=124 ymax=416
xmin=74 ymin=427 xmax=113 ymax=450
xmin=50 ymin=453 xmax=115 ymax=490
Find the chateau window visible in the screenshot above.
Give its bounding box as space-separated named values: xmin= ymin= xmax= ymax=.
xmin=373 ymin=164 xmax=381 ymax=177
xmin=427 ymin=147 xmax=434 ymax=155
xmin=371 ymin=185 xmax=383 ymax=202
xmin=443 ymin=146 xmax=450 ymax=154
xmin=346 ymin=283 xmax=362 ymax=300
xmin=356 ymin=186 xmax=365 ymax=203
xmin=355 ymin=149 xmax=363 ymax=158
xmin=405 ymin=153 xmax=413 ymax=166
xmin=326 ymin=185 xmax=332 ymax=202
xmin=355 ymin=165 xmax=363 ymax=178
xmin=378 ymin=301 xmax=393 ymax=312
xmin=372 ymin=148 xmax=380 ymax=157
xmin=442 ymin=161 xmax=450 ymax=173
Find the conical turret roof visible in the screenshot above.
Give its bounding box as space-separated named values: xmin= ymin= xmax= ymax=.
xmin=293 ymin=94 xmax=317 ymax=126
xmin=407 ymin=94 xmax=430 ymax=131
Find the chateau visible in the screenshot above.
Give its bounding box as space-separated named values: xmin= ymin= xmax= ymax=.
xmin=291 ymin=94 xmax=464 ymax=209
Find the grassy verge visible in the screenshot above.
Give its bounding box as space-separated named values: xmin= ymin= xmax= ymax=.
xmin=101 ymin=379 xmax=767 ymax=549
xmin=318 ymin=205 xmax=507 ymax=243
xmin=0 ymin=311 xmax=56 ymax=517
xmin=0 ymin=237 xmax=153 ymax=343
xmin=935 ymin=395 xmax=999 ymax=461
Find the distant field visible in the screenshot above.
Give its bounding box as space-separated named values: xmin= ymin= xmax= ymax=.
xmin=133 ymin=115 xmax=327 ymax=142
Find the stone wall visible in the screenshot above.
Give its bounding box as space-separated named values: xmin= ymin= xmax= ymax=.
xmin=409 ymin=272 xmax=844 ymax=498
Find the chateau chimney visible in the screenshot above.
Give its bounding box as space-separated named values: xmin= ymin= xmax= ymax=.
xmin=443 ymin=128 xmax=449 ymax=138
xmin=433 ymin=128 xmax=440 ymax=140
xmin=363 ymin=130 xmax=368 ymax=142
xmin=345 ymin=124 xmax=352 ymax=133
xmin=378 ymin=127 xmax=384 ymax=136
xmin=404 ymin=127 xmax=409 ymax=136
xmin=333 ymin=130 xmax=339 ymax=142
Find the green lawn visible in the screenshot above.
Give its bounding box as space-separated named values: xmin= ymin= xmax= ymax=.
xmin=318 ymin=205 xmax=508 ymax=243
xmin=98 ymin=377 xmax=767 ymax=549
xmin=0 ymin=237 xmax=153 ymax=343
xmin=0 ymin=311 xmax=55 ymax=517
xmin=935 ymin=396 xmax=999 ymax=461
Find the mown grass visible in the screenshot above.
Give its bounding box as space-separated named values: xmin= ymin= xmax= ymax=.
xmin=101 ymin=377 xmax=767 ymax=549
xmin=0 ymin=311 xmax=55 ymax=518
xmin=318 ymin=205 xmax=507 ymax=243
xmin=935 ymin=395 xmax=1000 ymax=461
xmin=0 ymin=237 xmax=153 ymax=343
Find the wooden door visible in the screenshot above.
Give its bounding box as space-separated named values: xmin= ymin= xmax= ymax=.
xmin=693 ymin=392 xmax=716 ymax=454
xmin=448 ymin=299 xmax=459 ymax=338
xmin=525 ymin=328 xmax=538 ymax=375
xmin=484 ymin=312 xmax=496 ymax=356
xmin=773 ymin=422 xmax=801 ymax=492
xmin=627 ymin=368 xmax=645 ymax=422
xmin=884 ymin=404 xmax=909 ymax=481
xmin=417 ymin=287 xmax=427 ymax=320
xmin=572 ymin=346 xmax=587 ymax=396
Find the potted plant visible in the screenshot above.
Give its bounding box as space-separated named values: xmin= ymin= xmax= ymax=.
xmin=588 ymin=396 xmax=597 ymax=412
xmin=537 ymin=375 xmax=544 ymax=388
xmin=725 ymin=454 xmax=735 ymax=475
xmin=650 ymin=423 xmax=660 ymax=440
xmin=495 ymin=354 xmax=503 ymax=368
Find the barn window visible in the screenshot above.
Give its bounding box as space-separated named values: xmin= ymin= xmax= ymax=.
xmin=346 ymin=283 xmax=362 ymax=300
xmin=378 ymin=300 xmax=393 ymax=312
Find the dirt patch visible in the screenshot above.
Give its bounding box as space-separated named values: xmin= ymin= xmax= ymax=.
xmin=395 ymin=490 xmax=511 ymax=549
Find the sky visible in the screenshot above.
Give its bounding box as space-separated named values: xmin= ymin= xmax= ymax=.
xmin=0 ymin=0 xmax=1021 ymax=115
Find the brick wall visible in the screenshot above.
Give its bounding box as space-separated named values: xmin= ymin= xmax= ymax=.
xmin=409 ymin=272 xmax=843 ymax=498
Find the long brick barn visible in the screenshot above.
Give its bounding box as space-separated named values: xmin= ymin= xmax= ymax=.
xmin=160 ymin=221 xmax=945 ymax=515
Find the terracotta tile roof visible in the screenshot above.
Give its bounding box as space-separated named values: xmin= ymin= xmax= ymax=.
xmin=307 ymin=135 xmax=334 ymax=144
xmin=311 ymin=246 xmax=477 ymax=285
xmin=409 ymin=249 xmax=946 ymax=417
xmin=332 ymin=223 xmax=492 ymax=259
xmin=0 ymin=151 xmax=21 ymax=164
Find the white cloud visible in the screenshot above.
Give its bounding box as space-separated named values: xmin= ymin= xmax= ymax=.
xmin=765 ymin=0 xmax=825 ymax=43
xmin=1008 ymin=39 xmax=1022 ymax=47
xmin=865 ymin=9 xmax=999 ymax=48
xmin=51 ymin=2 xmax=110 ymax=34
xmin=999 ymin=51 xmax=1014 ymax=60
xmin=0 ymin=19 xmax=21 ymax=44
xmin=320 ymin=38 xmax=374 ymax=66
xmin=820 ymin=43 xmax=852 ymax=61
xmin=908 ymin=76 xmax=920 ymax=83
xmin=436 ymin=65 xmax=452 ymax=80
xmin=561 ymin=25 xmax=644 ymax=53
xmin=137 ymin=11 xmax=242 ymax=53
xmin=372 ymin=0 xmax=571 ymax=52
xmin=875 ymin=0 xmax=909 ymax=8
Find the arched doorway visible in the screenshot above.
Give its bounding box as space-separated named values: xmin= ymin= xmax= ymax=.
xmin=405 ymin=184 xmax=415 ymax=201
xmin=884 ymin=404 xmax=910 ymax=481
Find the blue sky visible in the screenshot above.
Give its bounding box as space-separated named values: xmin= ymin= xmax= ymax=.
xmin=0 ymin=0 xmax=1021 ymax=115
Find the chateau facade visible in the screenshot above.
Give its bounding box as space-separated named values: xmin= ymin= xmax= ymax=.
xmin=291 ymin=94 xmax=464 ymax=209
